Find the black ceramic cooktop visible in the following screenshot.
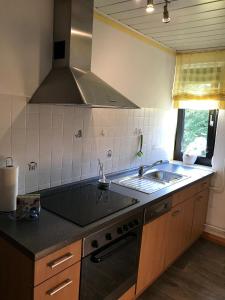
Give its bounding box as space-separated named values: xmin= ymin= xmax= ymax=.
xmin=41 ymin=184 xmax=138 ymax=227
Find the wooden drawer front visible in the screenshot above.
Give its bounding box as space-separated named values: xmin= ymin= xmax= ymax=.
xmin=34 ymin=262 xmax=80 ymax=300
xmin=118 ymin=285 xmax=135 ymax=300
xmin=172 ymin=184 xmax=198 ymax=207
xmin=172 ymin=178 xmax=210 ymax=207
xmin=34 ymin=240 xmax=81 ymax=285
xmin=197 ymin=178 xmax=210 ymax=193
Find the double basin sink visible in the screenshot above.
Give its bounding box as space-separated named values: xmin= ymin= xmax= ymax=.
xmin=113 ymin=170 xmax=188 ymax=194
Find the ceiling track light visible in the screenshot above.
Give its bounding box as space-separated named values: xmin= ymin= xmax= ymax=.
xmin=146 ymin=0 xmax=154 ymax=13
xmin=162 ymin=0 xmax=171 ymax=23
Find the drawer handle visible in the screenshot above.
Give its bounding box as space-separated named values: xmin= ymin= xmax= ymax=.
xmin=172 ymin=210 xmax=181 ymax=217
xmin=47 ymin=279 xmax=73 ymax=296
xmin=48 ymin=253 xmax=74 ymax=269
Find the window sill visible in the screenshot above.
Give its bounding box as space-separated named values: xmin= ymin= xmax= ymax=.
xmin=171 ymin=160 xmax=213 ymax=172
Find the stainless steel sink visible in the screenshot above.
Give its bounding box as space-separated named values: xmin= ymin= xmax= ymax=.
xmin=144 ymin=170 xmax=185 ymax=184
xmin=113 ymin=170 xmax=188 ymax=194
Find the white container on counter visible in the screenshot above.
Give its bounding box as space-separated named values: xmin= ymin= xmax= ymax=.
xmin=0 ymin=158 xmax=19 ymax=212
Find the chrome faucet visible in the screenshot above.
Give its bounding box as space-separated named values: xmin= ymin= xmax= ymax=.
xmin=138 ymin=160 xmax=169 ymax=177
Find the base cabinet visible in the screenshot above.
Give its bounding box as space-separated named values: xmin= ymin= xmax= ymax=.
xmin=34 ymin=263 xmax=80 ymax=300
xmin=136 ymin=212 xmax=169 ymax=296
xmin=191 ymin=189 xmax=209 ymax=243
xmin=0 ymin=238 xmax=82 ymax=300
xmin=164 ymin=203 xmax=185 ymax=268
xmin=164 ymin=197 xmax=194 ymax=268
xmin=181 ymin=197 xmax=195 ymax=250
xmin=118 ymin=285 xmax=135 ymax=300
xmin=136 ymin=178 xmax=210 ymax=298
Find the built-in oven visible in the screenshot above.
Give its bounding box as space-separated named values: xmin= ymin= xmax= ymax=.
xmin=80 ymin=212 xmax=143 ymax=300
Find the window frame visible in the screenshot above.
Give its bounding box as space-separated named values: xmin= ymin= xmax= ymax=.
xmin=174 ymin=109 xmax=218 ymax=167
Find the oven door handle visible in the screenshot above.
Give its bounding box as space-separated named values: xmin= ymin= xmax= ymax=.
xmin=90 ymin=233 xmax=137 ymax=264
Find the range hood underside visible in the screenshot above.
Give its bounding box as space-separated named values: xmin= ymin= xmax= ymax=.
xmin=31 ymin=67 xmax=139 ymax=108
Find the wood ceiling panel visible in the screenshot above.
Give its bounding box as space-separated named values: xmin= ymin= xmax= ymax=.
xmin=175 ymin=41 xmax=225 ymax=51
xmin=108 ymin=0 xmax=218 ymax=20
xmin=133 ymin=8 xmax=225 ymax=30
xmin=164 ymin=35 xmax=225 ymax=47
xmin=94 ymin=0 xmax=225 ymax=51
xmin=98 ymin=0 xmax=172 ymax=15
xmin=124 ymin=1 xmax=225 ymax=25
xmin=148 ymin=23 xmax=225 ymax=38
xmin=139 ymin=15 xmax=225 ymax=34
xmin=155 ymin=29 xmax=225 ymax=42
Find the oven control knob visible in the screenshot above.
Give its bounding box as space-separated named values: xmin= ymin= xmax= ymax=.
xmin=117 ymin=227 xmax=123 ymax=234
xmin=129 ymin=222 xmax=134 ymax=228
xmin=91 ymin=240 xmax=99 ymax=248
xmin=105 ymin=233 xmax=112 ymax=240
xmin=123 ymin=224 xmax=129 ymax=231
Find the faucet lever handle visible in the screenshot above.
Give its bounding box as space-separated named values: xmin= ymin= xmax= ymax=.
xmin=138 ymin=165 xmax=144 ymax=177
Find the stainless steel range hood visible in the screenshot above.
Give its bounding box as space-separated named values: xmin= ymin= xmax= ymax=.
xmin=30 ymin=0 xmax=139 ymax=109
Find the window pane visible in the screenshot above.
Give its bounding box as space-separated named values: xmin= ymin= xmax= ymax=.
xmin=181 ymin=110 xmax=209 ymax=157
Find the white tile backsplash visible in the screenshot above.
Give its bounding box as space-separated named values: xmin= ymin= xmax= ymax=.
xmin=0 ymin=94 xmax=176 ymax=193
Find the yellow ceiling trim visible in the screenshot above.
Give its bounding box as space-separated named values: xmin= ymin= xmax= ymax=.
xmin=94 ymin=10 xmax=176 ymax=57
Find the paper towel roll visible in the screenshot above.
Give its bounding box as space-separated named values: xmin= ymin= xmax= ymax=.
xmin=0 ymin=166 xmax=19 ymax=212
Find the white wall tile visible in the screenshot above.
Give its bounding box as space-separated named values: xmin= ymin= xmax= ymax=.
xmin=25 ymin=170 xmax=38 ymax=193
xmin=26 ymin=129 xmax=39 ymax=162
xmin=27 ymin=104 xmax=39 ymax=114
xmin=27 ymin=113 xmax=39 ymax=129
xmin=12 ymin=96 xmax=26 ymax=129
xmin=50 ymin=167 xmax=62 ymax=187
xmin=0 ymin=127 xmax=12 ymax=158
xmin=38 ymin=171 xmax=51 ymax=190
xmin=40 ymin=113 xmax=52 ymax=130
xmin=0 ymin=93 xmax=176 ymax=193
xmin=52 ymin=113 xmax=63 ymax=129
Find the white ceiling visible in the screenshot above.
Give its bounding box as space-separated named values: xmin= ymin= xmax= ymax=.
xmin=94 ymin=0 xmax=225 ymax=52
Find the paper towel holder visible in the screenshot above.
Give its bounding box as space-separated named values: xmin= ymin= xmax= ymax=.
xmin=5 ymin=157 xmax=14 ymax=168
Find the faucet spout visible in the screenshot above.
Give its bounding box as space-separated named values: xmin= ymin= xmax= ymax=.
xmin=138 ymin=160 xmax=169 ymax=177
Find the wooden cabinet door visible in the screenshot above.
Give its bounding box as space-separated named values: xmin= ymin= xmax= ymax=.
xmin=164 ymin=203 xmax=184 ymax=268
xmin=118 ymin=285 xmax=135 ymax=300
xmin=136 ymin=212 xmax=169 ymax=296
xmin=191 ymin=189 xmax=209 ymax=242
xmin=181 ymin=197 xmax=194 ymax=250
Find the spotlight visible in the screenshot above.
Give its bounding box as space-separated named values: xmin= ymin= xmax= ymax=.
xmin=162 ymin=0 xmax=170 ymax=23
xmin=146 ymin=0 xmax=154 ymax=13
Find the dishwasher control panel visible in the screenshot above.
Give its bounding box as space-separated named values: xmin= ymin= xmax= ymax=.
xmin=144 ymin=197 xmax=172 ymax=224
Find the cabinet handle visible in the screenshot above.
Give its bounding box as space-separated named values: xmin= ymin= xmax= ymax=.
xmin=201 ymin=182 xmax=208 ymax=188
xmin=172 ymin=210 xmax=181 ymax=217
xmin=48 ymin=253 xmax=74 ymax=269
xmin=47 ymin=279 xmax=73 ymax=296
xmin=196 ymin=196 xmax=203 ymax=202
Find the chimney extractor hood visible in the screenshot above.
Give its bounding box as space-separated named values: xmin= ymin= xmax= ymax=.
xmin=29 ymin=0 xmax=139 ymax=109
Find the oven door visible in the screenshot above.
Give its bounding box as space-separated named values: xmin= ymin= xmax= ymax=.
xmin=80 ymin=227 xmax=141 ymax=300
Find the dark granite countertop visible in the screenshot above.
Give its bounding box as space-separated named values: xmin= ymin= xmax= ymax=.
xmin=0 ymin=163 xmax=214 ymax=260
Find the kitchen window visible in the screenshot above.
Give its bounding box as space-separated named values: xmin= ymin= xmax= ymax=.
xmin=174 ymin=109 xmax=218 ymax=166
